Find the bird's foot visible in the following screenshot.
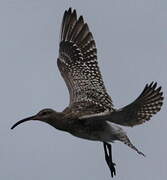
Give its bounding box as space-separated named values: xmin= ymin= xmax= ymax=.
xmin=103 ymin=142 xmax=116 ymax=178
xmin=108 ymin=162 xmax=116 ymax=178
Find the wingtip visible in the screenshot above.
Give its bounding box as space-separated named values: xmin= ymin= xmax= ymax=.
xmin=152 ymin=82 xmax=157 ymax=89
xmin=67 ymin=7 xmax=72 ymax=13
xmin=78 ymin=15 xmax=84 ymax=23
xmin=66 ymin=7 xmax=77 ymax=15
xmin=149 ymin=81 xmax=154 ymax=88
xmin=146 ymin=81 xmax=163 ymax=92
xmin=72 ymin=9 xmax=77 ymax=18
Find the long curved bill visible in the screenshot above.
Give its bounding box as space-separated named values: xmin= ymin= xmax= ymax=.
xmin=11 ymin=116 xmax=36 ymax=129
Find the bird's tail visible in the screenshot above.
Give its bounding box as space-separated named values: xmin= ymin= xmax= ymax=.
xmin=119 ymin=135 xmax=145 ymax=157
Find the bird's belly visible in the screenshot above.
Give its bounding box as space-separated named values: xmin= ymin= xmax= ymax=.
xmin=69 ymin=128 xmax=115 ymax=142
xmin=63 ymin=119 xmax=122 ymax=142
xmin=68 ymin=121 xmax=125 ymax=142
xmin=70 ymin=130 xmax=102 ymax=141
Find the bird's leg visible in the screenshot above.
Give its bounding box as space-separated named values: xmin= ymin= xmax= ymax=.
xmin=103 ymin=142 xmax=116 ymax=177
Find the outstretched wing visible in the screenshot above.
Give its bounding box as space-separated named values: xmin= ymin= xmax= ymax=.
xmin=57 ymin=8 xmax=114 ymax=113
xmin=79 ymin=82 xmax=164 ymax=127
xmin=109 ymin=82 xmax=164 ymax=126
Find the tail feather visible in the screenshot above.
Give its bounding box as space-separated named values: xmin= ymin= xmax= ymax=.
xmin=120 ymin=136 xmax=145 ymax=157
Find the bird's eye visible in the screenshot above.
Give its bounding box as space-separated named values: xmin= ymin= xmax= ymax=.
xmin=42 ymin=112 xmax=49 ymax=115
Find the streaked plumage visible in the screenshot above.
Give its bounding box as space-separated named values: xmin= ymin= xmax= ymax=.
xmin=11 ymin=8 xmax=164 ymax=178
xmin=80 ymin=82 xmax=163 ymax=127
xmin=58 ymin=8 xmax=113 ymax=112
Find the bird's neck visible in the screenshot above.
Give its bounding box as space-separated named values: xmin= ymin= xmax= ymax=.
xmin=44 ymin=112 xmax=69 ymax=131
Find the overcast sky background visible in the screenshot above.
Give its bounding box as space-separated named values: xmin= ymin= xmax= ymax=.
xmin=0 ymin=0 xmax=166 ymax=179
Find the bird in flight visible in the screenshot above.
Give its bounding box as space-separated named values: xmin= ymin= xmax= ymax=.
xmin=11 ymin=8 xmax=164 ymax=178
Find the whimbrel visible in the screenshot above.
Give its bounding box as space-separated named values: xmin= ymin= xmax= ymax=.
xmin=11 ymin=8 xmax=164 ymax=178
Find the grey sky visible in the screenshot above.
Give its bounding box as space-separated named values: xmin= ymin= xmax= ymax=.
xmin=0 ymin=0 xmax=166 ymax=179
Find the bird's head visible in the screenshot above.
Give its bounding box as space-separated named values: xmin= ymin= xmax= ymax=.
xmin=11 ymin=108 xmax=56 ymax=129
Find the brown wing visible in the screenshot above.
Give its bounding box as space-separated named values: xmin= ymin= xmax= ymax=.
xmin=109 ymin=82 xmax=164 ymax=126
xmin=79 ymin=82 xmax=164 ymax=126
xmin=57 ymin=8 xmax=114 ymax=113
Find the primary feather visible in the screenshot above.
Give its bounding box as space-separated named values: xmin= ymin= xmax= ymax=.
xmin=111 ymin=82 xmax=164 ymax=126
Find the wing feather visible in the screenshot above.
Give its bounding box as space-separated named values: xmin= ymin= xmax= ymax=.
xmin=58 ymin=8 xmax=114 ymax=113
xmin=110 ymin=82 xmax=164 ymax=126
xmin=79 ymin=82 xmax=164 ymax=127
